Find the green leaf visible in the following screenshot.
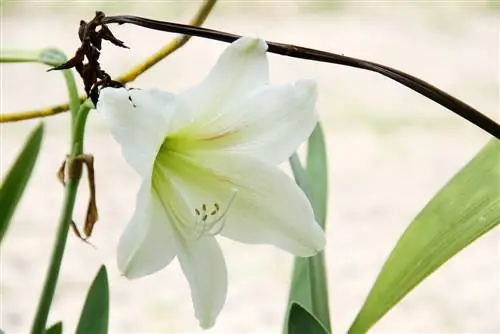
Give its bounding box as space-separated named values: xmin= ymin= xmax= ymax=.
xmin=285 ymin=256 xmax=313 ymax=328
xmin=44 ymin=322 xmax=62 ymax=334
xmin=285 ymin=123 xmax=331 ymax=333
xmin=349 ymin=139 xmax=500 ymax=334
xmin=286 ymin=153 xmax=314 ymax=314
xmin=0 ymin=123 xmax=44 ymax=244
xmin=288 ymin=302 xmax=328 ymax=334
xmin=76 ymin=266 xmax=109 ymax=334
xmin=304 ymin=124 xmax=331 ymax=330
xmin=307 ymin=124 xmax=328 ymax=229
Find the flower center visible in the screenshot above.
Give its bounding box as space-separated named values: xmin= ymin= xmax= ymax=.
xmin=192 ymin=190 xmax=237 ymax=239
xmin=152 ymin=145 xmax=238 ymax=240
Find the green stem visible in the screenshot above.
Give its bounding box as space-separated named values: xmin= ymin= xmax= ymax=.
xmin=30 ymin=101 xmax=92 ymax=334
xmin=38 ymin=48 xmax=80 ymax=133
xmin=5 ymin=47 xmax=91 ymax=333
xmin=0 ymin=48 xmax=80 ymax=134
xmin=30 ymin=171 xmax=79 ymax=334
xmin=73 ymin=100 xmax=94 ymax=145
xmin=62 ymin=70 xmax=80 ymax=130
xmin=0 ymin=50 xmax=41 ymax=62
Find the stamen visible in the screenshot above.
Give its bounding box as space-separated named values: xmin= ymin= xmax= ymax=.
xmin=192 ymin=189 xmax=237 ymax=239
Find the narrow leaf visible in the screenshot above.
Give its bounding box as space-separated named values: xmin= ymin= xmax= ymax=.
xmin=286 ymin=256 xmax=313 ymax=322
xmin=288 ymin=302 xmax=328 ymax=334
xmin=285 ymin=154 xmax=314 ymax=330
xmin=349 ymin=139 xmax=500 ymax=333
xmin=304 ymin=124 xmax=331 ymax=330
xmin=307 ymin=124 xmax=328 ymax=229
xmin=44 ymin=322 xmax=62 ymax=334
xmin=76 ymin=266 xmax=109 ymax=334
xmin=0 ymin=123 xmax=44 ymax=243
xmin=285 ymin=123 xmax=331 ymax=332
xmin=290 ymin=153 xmax=311 ymax=194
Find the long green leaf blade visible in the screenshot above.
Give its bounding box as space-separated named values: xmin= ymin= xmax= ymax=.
xmin=285 ymin=123 xmax=331 ymax=333
xmin=349 ymin=139 xmax=500 ymax=333
xmin=307 ymin=124 xmax=328 ymax=229
xmin=0 ymin=123 xmax=44 ymax=243
xmin=44 ymin=322 xmax=62 ymax=334
xmin=288 ymin=302 xmax=328 ymax=334
xmin=286 ymin=154 xmax=314 ymax=324
xmin=76 ymin=266 xmax=109 ymax=334
xmin=305 ymin=124 xmax=331 ymax=330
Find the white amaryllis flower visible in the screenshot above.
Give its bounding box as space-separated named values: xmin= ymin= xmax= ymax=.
xmin=97 ymin=37 xmax=325 ymax=329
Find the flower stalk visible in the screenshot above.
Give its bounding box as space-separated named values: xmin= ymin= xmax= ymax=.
xmin=30 ymin=100 xmax=92 ymax=334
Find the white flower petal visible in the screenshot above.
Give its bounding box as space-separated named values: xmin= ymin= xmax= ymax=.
xmin=117 ymin=180 xmax=177 ymax=279
xmin=177 ymin=236 xmax=227 ymax=329
xmin=218 ymin=153 xmax=325 ymax=256
xmin=179 ymin=80 xmax=318 ymax=165
xmin=176 ymin=37 xmax=269 ymax=128
xmin=97 ymin=87 xmax=176 ymax=176
xmin=165 ymin=151 xmax=325 ymax=256
xmin=151 ymin=157 xmax=229 ymax=328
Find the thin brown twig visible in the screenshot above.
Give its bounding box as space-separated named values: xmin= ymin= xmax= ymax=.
xmin=3 ymin=5 xmax=499 ymax=140
xmin=101 ymin=14 xmax=500 ymax=139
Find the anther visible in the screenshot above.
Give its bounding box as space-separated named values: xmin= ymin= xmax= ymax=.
xmin=192 ymin=189 xmax=238 ymax=239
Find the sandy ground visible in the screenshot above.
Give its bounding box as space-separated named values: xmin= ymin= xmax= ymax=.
xmin=1 ymin=3 xmax=499 ymax=334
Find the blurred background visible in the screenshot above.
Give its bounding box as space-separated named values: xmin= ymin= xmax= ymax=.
xmin=1 ymin=1 xmax=498 ymax=333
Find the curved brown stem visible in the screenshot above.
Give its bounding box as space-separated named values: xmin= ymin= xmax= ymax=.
xmin=103 ymin=14 xmax=500 ymax=140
